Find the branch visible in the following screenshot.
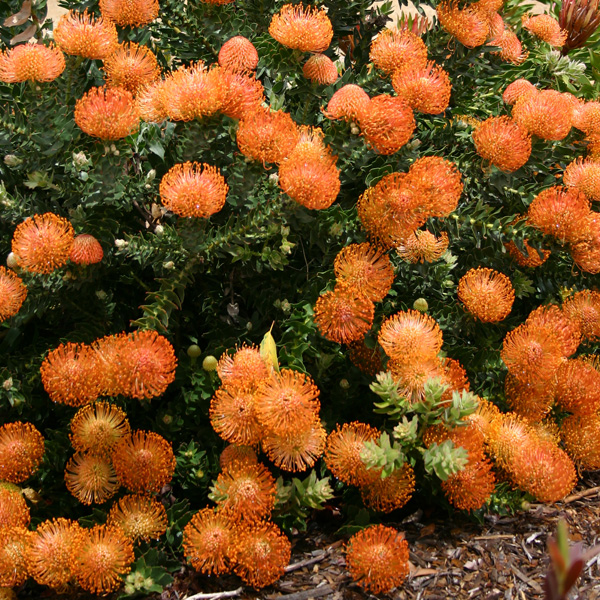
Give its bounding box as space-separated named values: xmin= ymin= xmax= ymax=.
xmin=182 ymin=587 xmax=243 ymax=600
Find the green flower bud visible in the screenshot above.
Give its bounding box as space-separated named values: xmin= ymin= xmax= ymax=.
xmin=413 ymin=298 xmax=429 ymax=312
xmin=187 ymin=344 xmax=202 ymax=359
xmin=203 ymin=355 xmax=218 ymax=371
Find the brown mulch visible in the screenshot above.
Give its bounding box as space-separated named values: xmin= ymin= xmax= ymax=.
xmin=163 ymin=473 xmax=600 ymax=600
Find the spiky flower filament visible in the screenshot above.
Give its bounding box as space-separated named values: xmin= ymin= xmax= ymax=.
xmin=522 ymin=14 xmax=567 ymax=47
xmin=396 ymin=229 xmax=449 ymax=263
xmin=137 ymin=80 xmax=168 ymax=122
xmin=103 ymin=42 xmax=161 ymax=95
xmin=0 ymin=487 xmax=30 ymax=528
xmin=504 ymin=217 xmax=550 ymax=267
xmin=216 ymin=344 xmax=272 ymax=391
xmin=333 ymin=243 xmax=394 ymax=303
xmin=99 ymin=0 xmax=159 ymax=27
xmin=573 ymin=100 xmax=600 ymax=135
xmin=441 ymin=458 xmax=495 ymax=511
xmin=423 ymin=421 xmax=486 ymax=462
xmin=369 ymin=28 xmax=428 ymax=76
xmin=183 ymin=508 xmax=236 ymax=575
xmin=92 ymin=332 xmax=134 ymax=397
xmin=210 ymin=385 xmax=262 ymax=446
xmin=465 ymin=398 xmax=500 ymax=440
xmin=313 ymin=284 xmax=375 ymax=344
xmin=571 ymin=212 xmax=600 ymax=274
xmin=323 ymin=84 xmax=370 ymax=122
xmin=512 ymin=89 xmax=573 ymax=141
xmin=561 ymin=414 xmax=600 ymax=470
xmin=232 ymin=522 xmax=291 ymax=589
xmin=562 ymin=290 xmax=600 ymax=342
xmin=437 ymin=1 xmax=490 ymax=48
xmin=302 ymin=54 xmax=338 ymax=85
xmin=0 ymin=43 xmax=65 ymax=83
xmin=70 ymin=234 xmax=104 ymax=265
xmin=458 ymin=267 xmax=515 ymax=323
xmin=107 ymin=494 xmax=168 ymax=542
xmin=345 ymin=525 xmax=409 ymax=594
xmin=504 ymin=373 xmax=555 ymax=422
xmin=472 ymin=116 xmax=531 ymax=172
xmin=111 ymin=430 xmax=176 ymax=494
xmin=392 ymin=61 xmax=452 ymax=114
xmin=525 ymin=304 xmax=581 ymax=357
xmin=503 ymin=78 xmax=537 ymax=105
xmin=70 ymin=401 xmax=131 ymax=455
xmin=0 ymin=526 xmax=33 ymax=586
xmin=486 ymin=412 xmax=534 ymax=467
xmin=347 ymin=339 xmax=383 ymax=376
xmin=211 ymin=460 xmax=276 ymax=523
xmin=218 ymin=36 xmax=258 ymax=74
xmin=64 ymin=452 xmax=119 ymax=505
xmin=269 ymin=4 xmax=333 ymax=52
xmin=0 ymin=422 xmax=45 ymax=484
xmin=563 ymin=156 xmax=600 ymax=201
xmin=554 ymin=358 xmax=600 ymax=415
xmin=491 ymin=30 xmax=528 ymax=65
xmin=220 ymin=444 xmax=258 ymax=470
xmin=73 ymin=525 xmax=135 ymax=593
xmin=360 ymin=463 xmax=416 ymax=512
xmin=219 ymin=71 xmax=264 ymax=120
xmin=0 ymin=266 xmax=27 ymax=322
xmin=388 ymin=358 xmax=446 ymax=404
xmin=54 ymin=10 xmax=118 ymax=59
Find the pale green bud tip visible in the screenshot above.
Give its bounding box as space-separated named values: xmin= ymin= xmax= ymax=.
xmin=187 ymin=344 xmax=202 ymax=359
xmin=3 ymin=378 xmax=13 ymax=391
xmin=163 ymin=261 xmax=175 ymax=270
xmin=4 ymin=154 xmax=22 ymax=167
xmin=339 ymin=378 xmax=350 ymax=389
xmin=6 ymin=252 xmax=18 ymax=269
xmin=203 ymin=355 xmax=218 ymax=371
xmin=413 ymin=298 xmax=429 ymax=312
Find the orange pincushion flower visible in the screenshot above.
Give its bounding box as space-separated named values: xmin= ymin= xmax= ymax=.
xmin=216 ymin=344 xmax=271 ymax=390
xmin=211 ymin=460 xmax=276 ymax=523
xmin=0 ymin=266 xmax=27 ymax=322
xmin=111 ymin=430 xmax=176 ymax=493
xmin=527 ymin=186 xmax=591 ymax=244
xmin=75 ymin=86 xmax=140 ymax=140
xmin=65 ymin=452 xmax=119 ymax=505
xmin=458 ymin=267 xmax=515 ymax=323
xmin=0 ymin=526 xmax=33 ymax=587
xmin=345 ymin=525 xmax=409 ymax=594
xmin=573 ymin=101 xmax=600 ymax=134
xmin=0 ymin=422 xmax=44 ymax=484
xmin=441 ymin=459 xmax=495 ymax=511
xmin=391 ymin=61 xmax=451 ymax=114
xmin=486 ymin=10 xmax=505 ymax=38
xmin=210 ymin=385 xmax=262 ymax=446
xmin=74 ymin=525 xmax=134 ymax=593
xmin=54 ymin=10 xmax=118 ymax=59
xmin=522 ymin=14 xmax=567 ymax=47
xmin=103 ymin=42 xmax=160 ymax=95
xmin=220 ymin=444 xmax=258 ymax=469
xmin=503 ymin=78 xmax=537 ymax=105
xmin=437 ymin=1 xmax=490 ymax=48
xmin=160 ymin=162 xmax=228 ymax=218
xmin=334 ymin=243 xmax=394 ymax=303
xmin=233 ymin=522 xmax=291 ymax=589
xmin=473 ymin=116 xmax=531 ymax=172
xmin=218 ymin=36 xmax=259 ymax=74
xmin=137 ymin=80 xmax=168 ymax=122
xmin=561 ymin=414 xmax=600 ymax=470
xmin=396 ymin=229 xmax=449 ymax=263
xmin=29 ymin=518 xmax=83 ymax=588
xmin=219 ymin=71 xmax=264 ymax=120
xmin=269 ymin=4 xmax=333 ymax=52
xmin=99 ymin=0 xmax=159 ymax=27
xmin=379 ymin=309 xmax=443 ymax=362
xmin=563 ymin=290 xmax=600 ymax=342
xmin=486 ymin=412 xmax=533 ymax=467
xmin=278 ymin=126 xmax=341 ymax=209
xmin=505 ymin=372 xmax=555 ymax=422
xmin=360 ymin=465 xmax=415 ymax=512
xmin=324 ymin=422 xmax=380 ymax=486
xmin=70 ymin=401 xmax=131 ymax=455
xmin=0 ymin=487 xmax=30 ymax=529
xmin=12 ymin=213 xmax=74 ymax=274
xmin=490 ymin=29 xmax=527 ymax=64
xmin=0 ymin=43 xmax=65 ymax=83
xmin=70 ymin=234 xmax=104 ymax=265
xmin=512 ymin=89 xmax=573 ymax=141
xmin=359 ymin=94 xmax=415 ymax=155
xmin=525 ymin=304 xmax=581 ymax=357
xmin=443 ymin=357 xmax=470 ymax=395
xmin=313 ymin=285 xmax=375 ymax=344
xmin=563 ymin=157 xmax=600 ymax=201
xmin=107 ymin=494 xmax=168 ymax=542
xmin=183 ymin=508 xmax=236 ymax=575
xmin=348 ymin=339 xmax=383 ymax=376
xmin=302 ymin=54 xmax=338 ymax=85
xmin=237 ymin=108 xmax=299 ymax=164
xmin=506 ymin=237 xmax=550 ymax=267
xmin=369 ymin=28 xmax=428 ymax=76
xmin=388 ymin=358 xmax=446 ymax=404
xmin=554 ymin=358 xmax=600 ymax=415
xmin=466 ymin=398 xmax=500 ymax=440
xmin=323 ymin=84 xmax=370 ymax=122
xmin=571 ymin=212 xmax=600 ymax=274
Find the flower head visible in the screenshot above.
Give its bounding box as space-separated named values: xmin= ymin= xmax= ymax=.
xmin=503 ymin=78 xmax=537 ymax=105
xmin=571 ymin=212 xmax=600 ymax=273
xmin=490 ymin=30 xmax=527 ymax=64
xmin=103 ymin=42 xmax=161 ymax=95
xmin=458 ymin=267 xmax=515 ymax=322
xmin=525 ymin=304 xmax=581 ymax=357
xmin=0 ymin=487 xmax=30 ymax=529
xmin=441 ymin=459 xmax=495 ymax=510
xmin=111 ymin=430 xmax=176 ymax=493
xmin=75 ymin=86 xmax=140 ymax=140
xmin=0 ymin=526 xmax=33 ymax=587
xmin=91 ymin=333 xmax=132 ymax=396
xmin=99 ymin=0 xmax=159 ymax=27
xmin=0 ymin=266 xmax=27 ymax=322
xmin=160 ymin=162 xmax=228 ymax=218
xmin=388 ymin=358 xmax=446 ymax=404
xmin=219 ymin=71 xmax=265 ymax=120
xmin=345 ymin=525 xmax=409 ymax=594
xmin=313 ymin=284 xmax=375 ymax=344
xmin=555 ymin=358 xmax=600 ymax=415
xmin=512 ymin=89 xmax=573 ymax=140
xmin=70 ymin=234 xmax=104 ymax=265
xmin=396 ymin=229 xmax=449 ymax=263
xmin=437 ymin=1 xmax=490 ymax=48
xmin=302 ymin=53 xmax=338 ymax=85
xmin=323 ymin=84 xmax=370 ymax=122
xmin=54 ymin=10 xmax=118 ymax=59
xmin=65 ymin=452 xmax=119 ymax=505
xmin=563 ymin=290 xmax=600 ymax=342
xmin=347 ymin=339 xmax=384 ymax=376
xmin=220 ymin=444 xmax=258 ymax=469
xmin=561 ymin=414 xmax=600 ymax=470
xmin=70 ymin=401 xmax=131 ymax=455
xmin=107 ymin=494 xmax=168 ymax=542
xmin=137 ymin=80 xmax=169 ymax=122
xmin=0 ymin=43 xmax=65 ymax=83
xmin=0 ymin=422 xmax=44 ymax=484
xmin=522 ymin=14 xmax=567 ymax=47
xmin=573 ymin=100 xmax=600 ymax=134
xmin=559 ymin=0 xmax=600 ymax=53
xmin=473 ymin=116 xmax=531 ymax=172
xmin=563 ymin=156 xmax=600 ymax=201
xmin=504 ymin=372 xmax=555 ymax=422
xmin=217 ymin=344 xmax=272 ymax=391
xmin=269 ymin=4 xmax=333 ymax=52
xmin=392 ymin=61 xmax=451 ymax=114
xmin=12 ymin=213 xmax=74 ymax=274
xmin=218 ymin=36 xmax=259 ymax=74
xmin=210 ymin=385 xmax=262 ymax=446
xmin=369 ymin=28 xmax=428 ymax=76
xmin=360 ymin=464 xmax=416 ymax=513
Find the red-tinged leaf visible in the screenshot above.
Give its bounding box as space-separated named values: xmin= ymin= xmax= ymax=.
xmin=548 ymin=539 xmax=567 ymax=573
xmin=3 ymin=0 xmax=31 ymax=27
xmin=10 ymin=23 xmax=36 ymax=44
xmin=563 ymin=558 xmax=584 ymax=592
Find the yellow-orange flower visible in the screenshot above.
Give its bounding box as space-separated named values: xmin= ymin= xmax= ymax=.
xmin=360 ymin=94 xmax=415 ymax=155
xmin=75 ymin=86 xmax=140 ymax=140
xmin=64 ymin=452 xmax=119 ymax=505
xmin=137 ymin=80 xmax=168 ymax=122
xmin=111 ymin=430 xmax=176 ymax=493
xmin=74 ymin=525 xmax=134 ymax=593
xmin=0 ymin=43 xmax=65 ymax=83
xmin=237 ymin=107 xmax=299 ymax=164
xmin=388 ymin=358 xmax=446 ymax=404
xmin=313 ymin=284 xmax=375 ymax=344
xmin=0 ymin=526 xmax=33 ymax=587
xmin=561 ymin=414 xmax=600 ymax=470
xmin=323 ymin=84 xmax=370 ymax=122
xmin=70 ymin=401 xmax=131 ymax=455
xmin=54 ymin=10 xmax=118 ymax=59
xmin=490 ymin=29 xmax=527 ymax=64
xmin=12 ymin=213 xmax=74 ymax=274
xmin=505 ymin=372 xmax=555 ymax=422
xmin=522 ymin=13 xmax=567 ymax=47
xmin=512 ymin=89 xmax=573 ymax=141
xmin=0 ymin=266 xmax=27 ymax=322
xmin=218 ymin=36 xmax=259 ymax=74
xmin=210 ymin=385 xmax=262 ymax=446
xmin=525 ymin=304 xmax=581 ymax=357
xmin=502 ymin=78 xmax=537 ymax=105
xmin=473 ymin=116 xmax=531 ymax=172
xmin=0 ymin=422 xmax=44 ymax=484
xmin=219 ymin=444 xmax=258 ymax=469
xmin=571 ymin=212 xmax=600 ymax=274
xmin=160 ymin=162 xmax=228 ymax=218
xmin=573 ymin=100 xmax=600 ymax=134
xmin=360 ymin=463 xmax=416 ymax=512
xmin=70 ymin=233 xmax=104 ymax=265
xmin=563 ymin=157 xmax=600 ymax=201
xmin=392 ymin=61 xmax=451 ymax=114
xmin=348 ymin=339 xmax=383 ymax=376
xmin=465 ymin=397 xmax=500 ymax=440
xmin=437 ymin=1 xmax=490 ymax=48
xmin=369 ymin=28 xmax=428 ymax=76
xmin=458 ymin=267 xmax=515 ymax=323
xmin=554 ymin=358 xmax=600 ymax=415
xmin=0 ymin=487 xmax=30 ymax=529
xmin=103 ymin=42 xmax=160 ymax=95
xmin=99 ymin=0 xmax=159 ymax=27
xmin=563 ymin=290 xmax=600 ymax=342
xmin=441 ymin=459 xmax=495 ymax=511
xmin=269 ymin=4 xmax=333 ymax=52
xmin=219 ymin=70 xmax=264 ymax=120
xmin=345 ymin=525 xmax=409 ymax=594
xmin=302 ymin=53 xmax=338 ymax=85
xmin=486 ymin=412 xmax=533 ymax=467
xmin=107 ymin=494 xmax=168 ymax=542
xmin=396 ymin=229 xmax=449 ymax=263
xmin=216 ymin=344 xmax=271 ymax=390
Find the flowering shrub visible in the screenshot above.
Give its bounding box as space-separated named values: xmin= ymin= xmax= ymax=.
xmin=1 ymin=0 xmax=600 ymax=595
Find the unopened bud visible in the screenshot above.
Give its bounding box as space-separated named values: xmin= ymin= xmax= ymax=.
xmin=6 ymin=252 xmax=18 ymax=269
xmin=350 ymin=124 xmax=360 ymax=135
xmin=3 ymin=378 xmax=13 ymax=390
xmin=413 ymin=298 xmax=429 ymax=312
xmin=114 ymin=239 xmax=127 ymax=248
xmin=339 ymin=378 xmax=350 ymax=389
xmin=72 ymin=151 xmax=90 ymax=167
xmin=162 ymin=414 xmax=173 ymax=425
xmin=4 ymin=154 xmax=22 ymax=167
xmin=96 ymin=290 xmax=107 ymax=300
xmin=187 ymin=344 xmax=202 ymax=359
xmin=146 ymin=169 xmax=156 ymax=182
xmin=203 ymin=355 xmax=218 ymax=371
xmin=154 ymin=224 xmax=164 ymax=235
xmin=163 ymin=261 xmax=175 ymax=270
xmin=269 ymin=173 xmax=279 ymax=184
